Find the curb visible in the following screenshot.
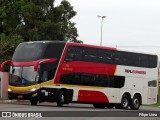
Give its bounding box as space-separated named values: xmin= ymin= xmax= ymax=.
xmin=0 ymin=100 xmax=29 ymax=103
xmin=0 ymin=100 xmax=17 ymax=103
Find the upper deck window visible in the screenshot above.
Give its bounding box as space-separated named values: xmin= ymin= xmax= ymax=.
xmin=12 ymin=43 xmax=45 ymax=62
xmin=12 ymin=41 xmax=66 ymax=62
xmin=65 ymin=45 xmax=158 ymax=68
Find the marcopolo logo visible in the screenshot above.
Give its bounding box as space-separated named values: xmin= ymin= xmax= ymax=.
xmin=125 ymin=69 xmax=146 ymax=75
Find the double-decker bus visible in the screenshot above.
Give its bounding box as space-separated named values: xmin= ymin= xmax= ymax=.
xmin=1 ymin=41 xmax=158 ymax=110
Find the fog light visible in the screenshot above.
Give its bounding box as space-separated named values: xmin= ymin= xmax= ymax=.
xmin=8 ymin=88 xmax=12 ymax=92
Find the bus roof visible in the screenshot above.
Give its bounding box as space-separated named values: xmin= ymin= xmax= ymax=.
xmin=20 ymin=41 xmax=157 ymax=56
xmin=21 ymin=41 xmax=67 ymax=44
xmin=67 ymin=42 xmax=157 ymax=56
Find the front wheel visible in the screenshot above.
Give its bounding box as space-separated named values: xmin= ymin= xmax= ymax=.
xmin=130 ymin=95 xmax=141 ymax=110
xmin=57 ymin=91 xmax=65 ymax=107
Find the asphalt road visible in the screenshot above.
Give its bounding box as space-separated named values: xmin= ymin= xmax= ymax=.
xmin=0 ymin=101 xmax=160 ymax=120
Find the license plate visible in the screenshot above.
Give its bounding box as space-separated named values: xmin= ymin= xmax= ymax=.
xmin=18 ymin=95 xmax=23 ymax=99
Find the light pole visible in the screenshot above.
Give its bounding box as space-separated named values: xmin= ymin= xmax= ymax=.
xmin=98 ymin=15 xmax=106 ymax=46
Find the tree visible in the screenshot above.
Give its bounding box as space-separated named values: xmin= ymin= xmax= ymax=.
xmin=0 ymin=0 xmax=80 ymax=64
xmin=0 ymin=34 xmax=23 ymax=64
xmin=0 ymin=0 xmax=23 ymax=64
xmin=0 ymin=0 xmax=79 ymax=42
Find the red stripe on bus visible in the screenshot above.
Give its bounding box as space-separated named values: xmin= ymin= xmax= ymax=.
xmin=12 ymin=60 xmax=41 ymax=66
xmin=12 ymin=58 xmax=56 ymax=67
xmin=54 ymin=62 xmax=117 ymax=83
xmin=78 ymin=90 xmax=109 ymax=103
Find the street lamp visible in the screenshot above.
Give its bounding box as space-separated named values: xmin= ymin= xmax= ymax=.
xmin=98 ymin=15 xmax=106 ymax=46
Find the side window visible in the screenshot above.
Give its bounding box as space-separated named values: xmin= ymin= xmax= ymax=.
xmin=134 ymin=54 xmax=140 ymax=67
xmin=98 ymin=50 xmax=112 ymax=64
xmin=82 ymin=48 xmax=98 ymax=62
xmin=113 ymin=51 xmax=121 ymax=65
xmin=60 ymin=73 xmax=73 ymax=84
xmin=41 ymin=71 xmax=48 ymax=82
xmin=148 ymin=55 xmax=157 ymax=68
xmin=65 ymin=46 xmax=83 ymax=62
xmin=81 ymin=73 xmax=95 ymax=86
xmin=60 ymin=73 xmax=125 ymax=88
xmin=94 ymin=75 xmax=111 ymax=87
xmin=113 ymin=51 xmax=127 ymax=65
xmin=44 ymin=43 xmax=64 ymax=59
xmin=139 ymin=55 xmax=149 ymax=67
xmin=127 ymin=53 xmax=140 ymax=67
xmin=65 ymin=47 xmax=74 ymax=62
xmin=113 ymin=76 xmax=125 ymax=88
xmin=39 ymin=62 xmax=57 ymax=82
xmin=148 ymin=80 xmax=157 ymax=87
xmin=40 ymin=69 xmax=56 ymax=82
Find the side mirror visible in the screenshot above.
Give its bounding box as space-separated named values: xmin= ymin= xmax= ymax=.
xmin=0 ymin=60 xmax=12 ymax=72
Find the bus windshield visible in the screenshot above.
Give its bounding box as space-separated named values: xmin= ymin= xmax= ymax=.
xmin=12 ymin=42 xmax=46 ymax=62
xmin=9 ymin=41 xmax=66 ymax=86
xmin=10 ymin=66 xmax=39 ymax=86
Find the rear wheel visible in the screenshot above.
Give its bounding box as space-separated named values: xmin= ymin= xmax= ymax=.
xmin=93 ymin=103 xmax=106 ymax=109
xmin=116 ymin=95 xmax=129 ymax=109
xmin=30 ymin=99 xmax=38 ymax=106
xmin=130 ymin=95 xmax=141 ymax=110
xmin=57 ymin=91 xmax=65 ymax=107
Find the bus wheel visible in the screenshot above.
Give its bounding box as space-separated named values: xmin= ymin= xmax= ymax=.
xmin=57 ymin=91 xmax=65 ymax=107
xmin=93 ymin=103 xmax=105 ymax=109
xmin=30 ymin=99 xmax=38 ymax=105
xmin=130 ymin=95 xmax=140 ymax=110
xmin=121 ymin=95 xmax=129 ymax=109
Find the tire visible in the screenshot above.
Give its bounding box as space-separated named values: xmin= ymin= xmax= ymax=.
xmin=57 ymin=91 xmax=65 ymax=107
xmin=106 ymin=104 xmax=114 ymax=109
xmin=130 ymin=95 xmax=141 ymax=110
xmin=93 ymin=103 xmax=105 ymax=109
xmin=30 ymin=99 xmax=38 ymax=106
xmin=121 ymin=95 xmax=129 ymax=109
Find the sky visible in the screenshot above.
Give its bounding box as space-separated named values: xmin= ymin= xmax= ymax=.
xmin=55 ymin=0 xmax=160 ymax=55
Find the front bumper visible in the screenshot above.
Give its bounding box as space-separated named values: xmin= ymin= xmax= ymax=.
xmin=8 ymin=92 xmax=36 ymax=100
xmin=8 ymin=88 xmax=59 ymax=102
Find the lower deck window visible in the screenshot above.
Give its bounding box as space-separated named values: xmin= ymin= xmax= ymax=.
xmin=60 ymin=73 xmax=125 ymax=88
xmin=148 ymin=80 xmax=157 ymax=87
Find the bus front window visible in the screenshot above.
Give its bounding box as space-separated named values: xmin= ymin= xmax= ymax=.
xmin=10 ymin=66 xmax=38 ymax=86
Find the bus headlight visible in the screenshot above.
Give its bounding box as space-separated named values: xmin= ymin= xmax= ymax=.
xmin=8 ymin=88 xmax=12 ymax=92
xmin=30 ymin=88 xmax=36 ymax=92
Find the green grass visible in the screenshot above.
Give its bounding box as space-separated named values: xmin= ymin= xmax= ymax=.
xmin=143 ymin=102 xmax=160 ymax=107
xmin=143 ymin=95 xmax=160 ymax=107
